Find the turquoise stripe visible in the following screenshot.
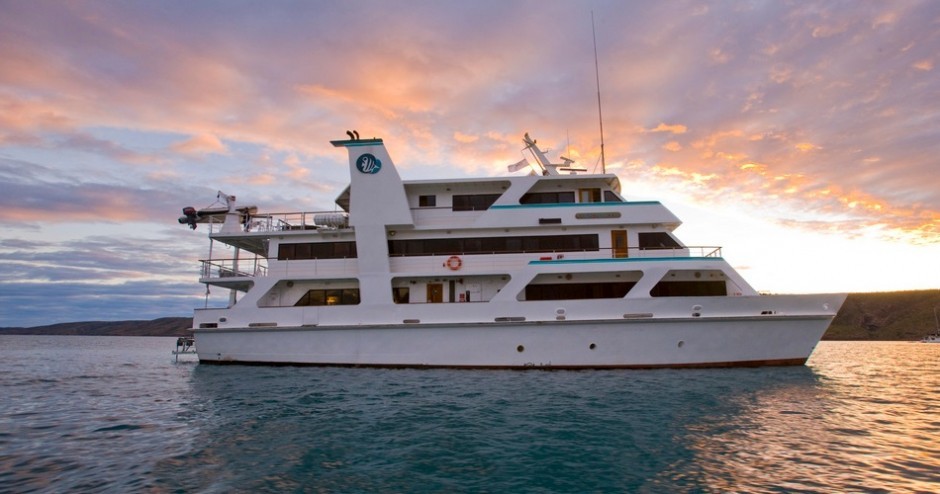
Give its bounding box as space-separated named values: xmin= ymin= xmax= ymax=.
xmin=490 ymin=201 xmax=661 ymax=209
xmin=528 ymin=257 xmax=725 ymax=265
xmin=328 ymin=139 xmax=384 ymax=147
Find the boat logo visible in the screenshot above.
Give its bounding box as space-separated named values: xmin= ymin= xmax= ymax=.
xmin=355 ymin=153 xmax=382 ymax=174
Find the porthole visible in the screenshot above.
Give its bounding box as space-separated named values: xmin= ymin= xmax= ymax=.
xmin=517 ymin=345 xmax=525 ymax=353
xmin=677 ymin=340 xmax=685 ymax=348
xmin=589 ymin=343 xmax=596 ymax=350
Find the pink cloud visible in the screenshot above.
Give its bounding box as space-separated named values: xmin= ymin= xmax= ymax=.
xmin=0 ymin=1 xmax=936 ymax=246
xmin=171 ymin=134 xmax=228 ymax=156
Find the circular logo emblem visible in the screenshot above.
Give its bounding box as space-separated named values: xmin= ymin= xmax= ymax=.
xmin=355 ymin=153 xmax=382 ymax=174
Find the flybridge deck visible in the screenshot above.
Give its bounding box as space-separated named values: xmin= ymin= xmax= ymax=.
xmin=178 ymin=131 xmax=845 ymax=368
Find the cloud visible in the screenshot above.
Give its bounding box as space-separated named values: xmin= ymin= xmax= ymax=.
xmin=1 ymin=0 xmax=939 ymax=325
xmin=0 ymin=280 xmax=202 ymax=327
xmin=0 ymin=231 xmax=213 ymax=326
xmin=649 ymin=123 xmax=689 ymax=134
xmin=0 ymin=157 xmax=216 ymax=224
xmin=171 ymin=134 xmax=228 ymax=156
xmin=453 ymin=131 xmax=479 ymax=144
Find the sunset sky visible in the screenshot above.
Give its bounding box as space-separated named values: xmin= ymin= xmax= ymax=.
xmin=1 ymin=1 xmax=938 ymax=327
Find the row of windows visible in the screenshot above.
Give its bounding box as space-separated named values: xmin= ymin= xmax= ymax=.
xmin=388 ymin=234 xmax=599 ymax=257
xmin=289 ymin=280 xmax=726 ymax=306
xmin=418 ymin=190 xmax=624 ymax=211
xmin=276 ymin=233 xmax=675 ymax=261
xmin=277 ymin=241 xmax=358 ymax=260
xmin=294 ymin=288 xmax=360 ymax=306
xmin=525 ymin=280 xmax=726 ymax=300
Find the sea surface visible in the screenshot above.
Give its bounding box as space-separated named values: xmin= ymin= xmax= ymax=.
xmin=1 ymin=336 xmax=938 ymax=493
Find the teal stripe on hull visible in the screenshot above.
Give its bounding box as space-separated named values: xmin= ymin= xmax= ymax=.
xmin=490 ymin=201 xmax=661 ymax=209
xmin=529 ymin=256 xmax=725 ymax=265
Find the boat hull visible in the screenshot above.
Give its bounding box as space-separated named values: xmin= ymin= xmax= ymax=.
xmin=194 ymin=315 xmax=835 ymax=369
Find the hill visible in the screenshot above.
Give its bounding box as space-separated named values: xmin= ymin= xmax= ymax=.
xmin=0 ymin=317 xmax=192 ymax=337
xmin=2 ymin=290 xmax=938 ymax=340
xmin=824 ymin=290 xmax=940 ymax=341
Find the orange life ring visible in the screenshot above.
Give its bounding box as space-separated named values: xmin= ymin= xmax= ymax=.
xmin=445 ymin=255 xmax=463 ymax=270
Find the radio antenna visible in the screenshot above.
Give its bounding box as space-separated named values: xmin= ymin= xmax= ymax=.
xmin=592 ymin=11 xmax=607 ymax=174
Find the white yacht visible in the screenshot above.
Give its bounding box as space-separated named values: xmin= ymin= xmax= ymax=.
xmin=179 ymin=132 xmax=845 ymax=368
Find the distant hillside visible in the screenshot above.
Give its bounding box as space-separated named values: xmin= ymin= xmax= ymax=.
xmin=2 ymin=290 xmax=938 ymax=340
xmin=824 ymin=290 xmax=940 ymax=341
xmin=0 ymin=317 xmax=192 ymax=337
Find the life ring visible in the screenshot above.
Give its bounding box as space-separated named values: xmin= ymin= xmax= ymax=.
xmin=445 ymin=255 xmax=463 ymax=271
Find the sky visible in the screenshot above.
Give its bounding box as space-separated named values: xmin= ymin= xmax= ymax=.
xmin=1 ymin=0 xmax=938 ymax=327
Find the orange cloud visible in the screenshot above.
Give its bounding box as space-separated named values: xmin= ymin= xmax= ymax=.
xmin=650 ymin=123 xmax=688 ymax=134
xmin=454 ymin=131 xmax=479 ymax=144
xmin=662 ymin=141 xmax=682 ymax=152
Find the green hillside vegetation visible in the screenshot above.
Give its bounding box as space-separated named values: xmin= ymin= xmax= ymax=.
xmin=0 ymin=317 xmax=192 ymax=337
xmin=824 ymin=289 xmax=940 ymax=341
xmin=2 ymin=290 xmax=938 ymax=340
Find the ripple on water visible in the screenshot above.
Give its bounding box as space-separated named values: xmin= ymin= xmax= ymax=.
xmin=1 ymin=337 xmax=939 ymax=492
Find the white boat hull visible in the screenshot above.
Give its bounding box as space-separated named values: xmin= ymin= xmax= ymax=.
xmin=194 ymin=313 xmax=838 ymax=369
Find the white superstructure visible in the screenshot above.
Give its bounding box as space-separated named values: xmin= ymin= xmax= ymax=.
xmin=179 ymin=132 xmax=845 ymax=368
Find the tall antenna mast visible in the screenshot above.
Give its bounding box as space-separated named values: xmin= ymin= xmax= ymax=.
xmin=592 ymin=11 xmax=607 ymax=174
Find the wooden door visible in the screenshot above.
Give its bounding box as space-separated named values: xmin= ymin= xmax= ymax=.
xmin=427 ymin=283 xmax=444 ymax=303
xmin=611 ymin=230 xmax=628 ymax=258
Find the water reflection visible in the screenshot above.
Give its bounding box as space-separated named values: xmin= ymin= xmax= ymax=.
xmin=162 ymin=362 xmax=842 ymax=492
xmin=679 ymin=342 xmax=940 ymax=493
xmin=149 ymin=342 xmax=940 ymax=492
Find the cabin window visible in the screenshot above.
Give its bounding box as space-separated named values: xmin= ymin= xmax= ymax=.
xmin=638 ymin=232 xmax=682 ymax=250
xmin=603 ymin=190 xmax=623 ymax=202
xmin=452 ymin=194 xmax=501 ymax=211
xmin=524 ymin=282 xmax=636 ymax=301
xmin=294 ymin=288 xmax=360 ymax=306
xmin=419 ymin=195 xmax=436 ymax=207
xmin=393 ymin=287 xmax=410 ymax=304
xmin=388 ymin=234 xmax=599 ymax=256
xmin=649 ymin=281 xmax=726 ymax=297
xmin=278 ymin=241 xmax=358 ymax=260
xmin=520 ymin=191 xmax=576 ymax=204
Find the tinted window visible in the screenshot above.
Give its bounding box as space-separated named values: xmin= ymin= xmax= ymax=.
xmin=638 ymin=232 xmax=682 ymax=250
xmin=278 ymin=241 xmax=358 ymax=260
xmin=520 ymin=191 xmax=576 ymax=204
xmin=452 ymin=194 xmax=501 ymax=211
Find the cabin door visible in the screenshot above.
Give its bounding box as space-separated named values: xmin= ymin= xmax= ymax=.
xmin=427 ymin=283 xmax=444 ymax=303
xmin=611 ymin=230 xmax=629 ymax=258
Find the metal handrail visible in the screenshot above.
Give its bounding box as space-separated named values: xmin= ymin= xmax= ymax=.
xmin=196 ymin=246 xmax=724 ymax=280
xmin=200 ymin=258 xmax=268 ymax=279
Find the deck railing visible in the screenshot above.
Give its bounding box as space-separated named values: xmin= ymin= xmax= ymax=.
xmin=248 ymin=211 xmax=350 ymax=233
xmin=200 ymin=258 xmax=268 ymax=279
xmin=196 ymin=246 xmax=723 ymax=281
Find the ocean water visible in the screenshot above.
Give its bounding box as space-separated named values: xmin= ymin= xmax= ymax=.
xmin=1 ymin=337 xmax=938 ymax=493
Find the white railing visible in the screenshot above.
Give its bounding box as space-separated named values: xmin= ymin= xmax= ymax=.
xmin=197 ymin=246 xmax=723 ymax=280
xmin=242 ymin=211 xmax=352 ymax=233
xmin=200 ymin=258 xmax=268 ymax=279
